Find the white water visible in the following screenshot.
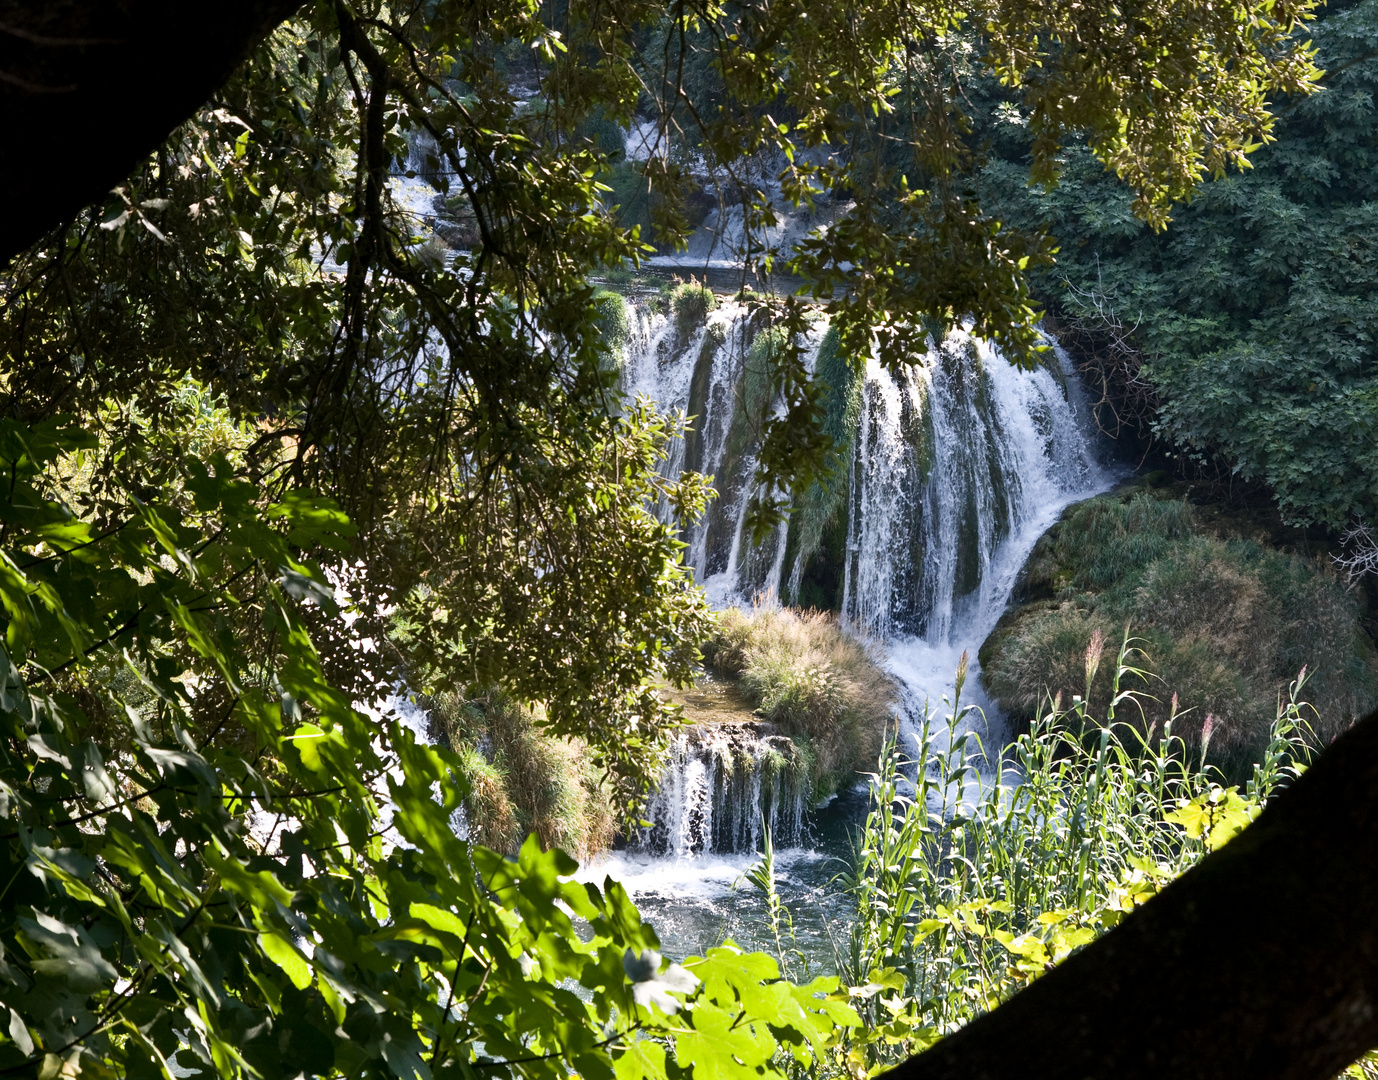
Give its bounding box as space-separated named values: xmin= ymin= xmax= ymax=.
xmin=620 ymin=300 xmax=1115 ymax=858
xmin=633 ymin=725 xmax=808 ymax=857
xmin=842 ymin=332 xmax=1111 ymax=747
xmin=622 ymin=300 xmax=825 ymax=606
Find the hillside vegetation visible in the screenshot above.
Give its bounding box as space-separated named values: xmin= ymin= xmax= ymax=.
xmin=981 ymin=487 xmax=1378 ymax=766
xmin=981 ymin=0 xmax=1378 ymax=531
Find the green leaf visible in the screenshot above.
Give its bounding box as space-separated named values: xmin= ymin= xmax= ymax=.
xmin=613 ymin=1035 xmax=666 ymax=1080
xmin=7 ymin=1008 xmax=33 ymax=1056
xmin=258 ymin=932 xmax=312 ymax=991
xmin=18 ymin=912 xmax=118 ymax=992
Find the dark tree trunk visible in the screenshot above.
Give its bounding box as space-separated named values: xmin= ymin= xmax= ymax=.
xmin=0 ymin=0 xmax=306 ymax=265
xmin=886 ymin=708 xmax=1378 ymax=1080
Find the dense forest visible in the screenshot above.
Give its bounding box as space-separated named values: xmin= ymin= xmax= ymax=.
xmin=0 ymin=0 xmax=1376 ymax=1079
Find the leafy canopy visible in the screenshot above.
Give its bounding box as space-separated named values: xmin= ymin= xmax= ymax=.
xmin=982 ymin=0 xmax=1378 ymax=529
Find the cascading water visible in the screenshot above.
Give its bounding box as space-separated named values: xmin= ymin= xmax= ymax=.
xmin=841 ymin=331 xmax=1111 ymax=736
xmin=616 ymin=296 xmax=1113 ymax=856
xmin=621 ymin=300 xmax=818 ymax=608
xmin=634 ymin=724 xmax=808 ymax=857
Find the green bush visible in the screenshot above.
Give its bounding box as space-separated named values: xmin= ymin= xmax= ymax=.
xmin=977 ymin=2 xmax=1378 ymax=529
xmin=704 ymin=605 xmax=896 ymax=800
xmin=670 ymin=278 xmax=718 ymax=335
xmin=980 ymin=489 xmax=1378 ymax=765
xmin=593 ymin=288 xmax=631 ymax=369
xmin=425 ymin=689 xmax=615 ymax=859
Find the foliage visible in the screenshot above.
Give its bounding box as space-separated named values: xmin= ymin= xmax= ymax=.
xmin=981 ymin=0 xmax=1378 ymax=529
xmin=450 ymin=741 xmax=522 ymax=851
xmin=424 ymin=690 xmax=616 ymax=860
xmin=0 ymin=12 xmax=721 ymax=814
xmin=704 ymin=606 xmax=895 ymax=801
xmin=0 ymin=417 xmax=861 ymax=1080
xmin=371 ymin=395 xmax=715 ymax=813
xmin=0 ymin=0 xmax=1351 ymax=1074
xmin=670 ymin=280 xmax=719 ymax=337
xmin=735 ymin=828 xmax=797 ymax=979
xmin=834 ymin=644 xmax=1316 ymax=1071
xmin=980 ymin=489 xmax=1378 ymax=762
xmin=0 ymin=0 xmax=1336 ymax=772
xmin=603 ymin=163 xmax=659 ymax=247
xmin=594 ymin=290 xmax=633 ymax=370
xmin=81 ymin=0 xmax=1311 ymax=544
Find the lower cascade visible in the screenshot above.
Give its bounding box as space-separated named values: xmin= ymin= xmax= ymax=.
xmin=630 ymin=724 xmax=808 ymax=857
xmin=621 ymin=294 xmax=1114 ymax=853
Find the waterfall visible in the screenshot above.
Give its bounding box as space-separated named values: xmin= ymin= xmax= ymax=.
xmin=616 ymin=294 xmax=1113 ymax=851
xmin=843 ymin=331 xmax=1105 ymax=640
xmin=839 ymin=330 xmax=1111 ymax=746
xmin=630 ymin=724 xmax=808 ymax=856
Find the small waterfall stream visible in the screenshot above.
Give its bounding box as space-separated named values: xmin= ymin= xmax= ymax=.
xmin=616 ymin=296 xmax=1113 ymax=857
xmin=635 ymin=724 xmax=808 ymax=857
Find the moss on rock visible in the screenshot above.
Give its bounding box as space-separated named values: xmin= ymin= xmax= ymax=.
xmin=783 ymin=325 xmax=863 ymax=609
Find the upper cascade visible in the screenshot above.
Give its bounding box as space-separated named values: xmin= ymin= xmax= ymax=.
xmin=621 ymin=294 xmax=1110 ymax=645
xmin=617 ymin=290 xmax=1114 ymax=852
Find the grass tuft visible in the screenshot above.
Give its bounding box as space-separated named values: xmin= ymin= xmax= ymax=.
xmin=669 ymin=278 xmax=717 ymax=336
xmin=704 ymin=605 xmax=896 ymax=800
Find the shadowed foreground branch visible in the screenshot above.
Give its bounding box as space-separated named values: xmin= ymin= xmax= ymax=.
xmin=0 ymin=0 xmax=306 ymax=264
xmin=887 ymin=708 xmax=1378 ymax=1080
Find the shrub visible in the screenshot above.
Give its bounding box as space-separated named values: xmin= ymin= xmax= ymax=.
xmin=670 ymin=278 xmax=718 ymax=335
xmin=981 ymin=489 xmax=1378 ymax=766
xmin=593 ymin=288 xmax=631 ymax=370
xmin=704 ymin=605 xmax=896 ymax=800
xmin=453 ymin=744 xmax=520 ymax=850
xmin=425 ymin=689 xmax=616 ymax=859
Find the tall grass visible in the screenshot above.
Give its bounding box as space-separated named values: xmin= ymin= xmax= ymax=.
xmin=426 ymin=690 xmax=615 ymax=859
xmin=704 ymin=605 xmax=897 ymax=801
xmin=835 ymin=635 xmax=1316 ymax=1068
